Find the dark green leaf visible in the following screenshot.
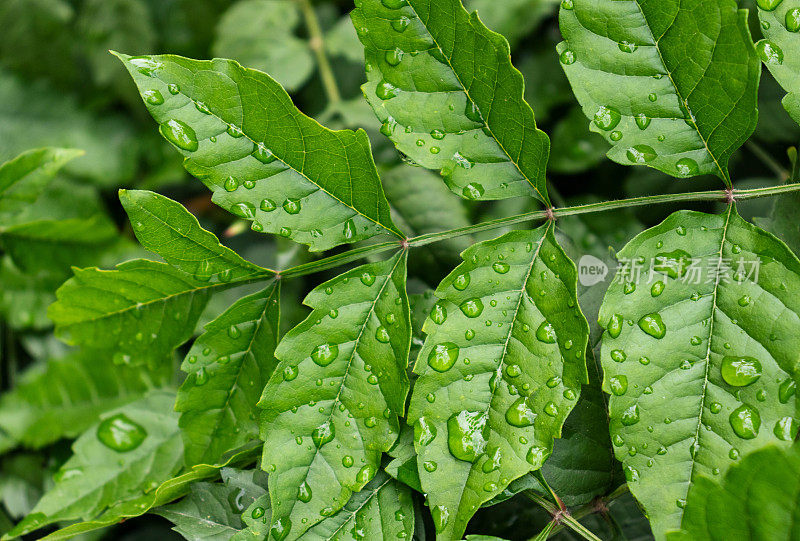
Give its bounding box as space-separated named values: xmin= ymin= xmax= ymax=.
xmin=120 ymin=189 xmax=271 ymax=281
xmin=352 ymin=0 xmax=551 ymax=204
xmin=558 ymin=0 xmax=760 ymax=183
xmin=48 ymin=259 xmax=222 ymax=366
xmin=599 ymin=206 xmax=800 ymax=538
xmin=465 ymin=0 xmax=559 ymax=45
xmin=408 ymin=225 xmax=589 ymax=538
xmin=177 ymin=282 xmax=280 ymax=465
xmin=115 ymin=52 xmax=403 ymax=251
xmin=258 ymin=252 xmax=411 ymax=539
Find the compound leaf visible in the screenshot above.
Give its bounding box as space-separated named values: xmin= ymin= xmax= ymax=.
xmin=0 ymin=147 xmax=83 ymax=220
xmin=120 ymin=189 xmax=270 ymax=281
xmin=558 ymin=0 xmax=760 ymax=183
xmin=4 ymin=391 xmax=183 ymax=540
xmin=598 ymin=206 xmax=800 ymax=539
xmin=756 ymin=0 xmax=800 ymax=126
xmin=115 ymin=52 xmax=403 ymax=251
xmin=258 ymin=252 xmax=411 ymax=540
xmin=0 ymin=352 xmax=170 ymax=449
xmin=177 ymin=281 xmax=280 ymax=465
xmin=351 ymin=0 xmax=551 ymax=204
xmin=296 ymin=471 xmax=415 ymax=541
xmin=48 ymin=259 xmax=225 ymax=367
xmin=667 ymin=445 xmax=800 ymax=540
xmin=408 ymin=225 xmax=589 ymax=539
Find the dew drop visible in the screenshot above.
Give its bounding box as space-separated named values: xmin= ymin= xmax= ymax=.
xmin=159 ymin=119 xmax=198 ymax=151
xmin=311 ymin=343 xmax=338 ymax=366
xmin=460 ymin=298 xmax=484 ymax=318
xmin=447 ymin=411 xmax=488 ymax=462
xmin=535 ymin=321 xmax=557 ymax=343
xmin=729 ymin=404 xmax=760 ymax=439
xmin=97 ymin=414 xmax=147 ymax=452
xmin=721 ymin=356 xmax=762 ymax=387
xmin=428 ymin=342 xmax=459 ymax=372
xmin=505 ymin=397 xmax=537 ymax=427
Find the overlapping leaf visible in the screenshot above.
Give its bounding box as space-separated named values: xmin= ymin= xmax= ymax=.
xmin=408 ymin=225 xmax=589 ymax=539
xmin=465 ymin=0 xmax=559 ymax=45
xmin=756 ymin=0 xmax=800 ymax=126
xmin=352 ymin=0 xmax=551 ymax=204
xmin=598 ymin=206 xmax=800 ymax=539
xmin=177 ymin=281 xmax=280 ymax=465
xmin=116 ymin=52 xmax=403 ymax=251
xmin=296 ymin=472 xmax=415 ymax=540
xmin=0 ymin=352 xmax=170 ymax=449
xmin=120 ymin=189 xmax=270 ymax=281
xmin=4 ymin=391 xmax=183 ymax=540
xmin=258 ymin=252 xmax=410 ymax=540
xmin=0 ymin=147 xmax=83 ymax=221
xmin=667 ymin=445 xmax=800 ymax=540
xmin=558 ymin=0 xmax=760 ymax=183
xmin=48 ymin=259 xmax=221 ymax=366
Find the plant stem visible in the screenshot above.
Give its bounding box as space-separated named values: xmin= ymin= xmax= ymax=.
xmin=524 ymin=491 xmax=603 ymax=541
xmin=276 ymin=182 xmax=800 ymax=279
xmin=296 ymin=0 xmax=342 ymax=106
xmin=746 ymin=140 xmax=789 ymax=181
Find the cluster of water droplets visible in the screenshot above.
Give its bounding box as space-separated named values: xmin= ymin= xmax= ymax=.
xmin=756 ymin=0 xmax=799 ymax=64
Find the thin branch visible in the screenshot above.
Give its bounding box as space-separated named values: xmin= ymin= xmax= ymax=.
xmin=296 ymin=0 xmax=342 ymax=105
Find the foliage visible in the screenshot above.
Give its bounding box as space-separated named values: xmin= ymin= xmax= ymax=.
xmin=1 ymin=1 xmax=799 ymax=541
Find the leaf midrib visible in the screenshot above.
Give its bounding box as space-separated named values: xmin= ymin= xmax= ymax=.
xmin=148 ymin=66 xmax=403 ymax=241
xmin=403 ymin=1 xmax=549 ymax=203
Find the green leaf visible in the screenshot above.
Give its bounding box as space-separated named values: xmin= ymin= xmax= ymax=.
xmin=548 ymin=107 xmax=609 ymax=175
xmin=115 ymin=52 xmax=403 ymax=251
xmin=177 ymin=281 xmax=280 ymax=465
xmin=213 ymin=0 xmax=314 ymax=92
xmin=30 ymin=442 xmax=262 ymax=541
xmin=667 ymin=444 xmax=800 ymax=540
xmin=385 ymin=424 xmax=422 ymax=492
xmin=0 ymin=147 xmax=84 ymax=220
xmin=598 ymin=206 xmax=800 ymax=539
xmin=465 ymin=0 xmax=559 ymax=45
xmin=754 ymin=189 xmax=800 ymax=256
xmin=0 ymin=216 xmax=119 ymax=276
xmin=408 ymin=225 xmax=589 ymax=539
xmin=5 ymin=391 xmax=183 ymax=540
xmin=120 ymin=189 xmax=271 ymax=281
xmin=756 ymin=0 xmax=800 ymax=126
xmin=557 ymin=0 xmax=761 ymax=183
xmin=48 ymin=259 xmax=224 ymax=366
xmin=295 ymin=471 xmax=415 ymax=541
xmin=0 ymin=256 xmax=58 ymax=330
xmin=258 ymin=252 xmax=411 ymax=539
xmin=0 ymin=351 xmax=170 ymax=449
xmin=156 ymin=468 xmax=268 ymax=540
xmin=351 ymin=0 xmax=552 ymax=204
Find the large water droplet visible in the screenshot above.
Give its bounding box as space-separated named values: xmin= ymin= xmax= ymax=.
xmin=160 ymin=119 xmax=198 ymax=151
xmin=431 ymin=302 xmax=447 ymax=324
xmin=676 ymin=158 xmax=699 ymax=176
xmin=627 ymin=145 xmax=657 ymax=164
xmin=447 ymin=411 xmax=488 ymax=462
xmin=97 ymin=414 xmax=147 ymax=452
xmin=756 ymin=0 xmax=783 ymax=10
xmin=462 ymin=182 xmax=485 ymax=200
xmin=779 ymin=378 xmax=796 ymax=404
xmin=505 ymin=397 xmax=537 ymax=427
xmin=431 ymin=506 xmax=449 ymax=533
xmin=312 ymin=421 xmax=335 ymax=447
xmin=428 ymin=342 xmax=459 ymax=372
xmin=453 ymin=272 xmax=470 ymax=290
xmin=385 ymin=48 xmax=404 ymax=66
xmin=720 ymin=356 xmax=762 ymax=387
xmin=535 ymin=321 xmax=557 ymax=343
xmin=607 ymin=313 xmax=623 ymax=338
xmin=311 ymin=343 xmax=338 ymax=366
xmin=756 ymin=39 xmax=784 ymax=64
xmin=593 ymin=106 xmax=621 ymax=131
xmin=774 ymin=417 xmax=798 ymax=440
xmin=621 ymin=404 xmax=640 ymax=426
xmin=729 ymin=404 xmax=760 ymax=439
xmin=376 ymin=79 xmax=400 ymax=100
xmin=142 ymin=89 xmax=164 ymax=105
xmin=654 ymin=249 xmax=692 ymax=279
xmin=298 ymin=481 xmax=312 ymax=502
xmin=375 ymin=326 xmax=390 ymax=343
xmin=460 ymin=298 xmax=484 ymax=318
xmin=786 ymin=8 xmax=800 ymax=32
xmin=638 ymin=313 xmax=666 ymax=339
xmin=609 ymin=375 xmax=628 ymax=395
xmin=270 ymin=516 xmax=291 ymax=541
xmin=415 ymin=417 xmax=437 ymax=446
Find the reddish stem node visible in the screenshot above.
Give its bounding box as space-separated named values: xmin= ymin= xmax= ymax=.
xmin=400 ymin=238 xmax=410 ymax=249
xmin=725 ymin=187 xmax=737 ymax=205
xmin=545 ymin=207 xmax=557 ymax=222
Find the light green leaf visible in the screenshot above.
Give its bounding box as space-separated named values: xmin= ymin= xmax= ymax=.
xmin=756 ymin=0 xmax=800 ymax=125
xmin=296 ymin=471 xmax=415 ymax=541
xmin=667 ymin=444 xmax=800 ymax=540
xmin=385 ymin=424 xmax=421 ymax=492
xmin=0 ymin=68 xmax=136 ymax=185
xmin=0 ymin=351 xmax=170 ymax=449
xmin=5 ymin=391 xmax=183 ymax=540
xmin=325 ymin=15 xmax=365 ymax=64
xmin=120 ymin=189 xmax=270 ymax=281
xmin=177 ymin=282 xmax=280 ymax=465
xmin=157 ymin=468 xmax=268 ymax=540
xmin=598 ymin=206 xmax=800 ymax=539
xmin=465 ymin=0 xmax=559 ymax=45
xmin=0 ymin=147 xmax=83 ymax=220
xmin=0 ymin=216 xmax=119 ymax=276
xmin=233 ymin=492 xmax=272 ymax=541
xmin=213 ymin=0 xmax=314 ymax=92
xmin=558 ymin=0 xmax=761 ymax=183
xmin=258 ymin=252 xmax=411 ymax=539
xmin=351 ymin=0 xmax=551 ymax=204
xmin=115 ymin=52 xmax=403 ymax=251
xmin=408 ymin=225 xmax=589 ymax=539
xmin=29 ymin=442 xmax=262 ymax=541
xmin=48 ymin=259 xmax=228 ymax=366
xmin=0 ymin=257 xmax=58 ymax=330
